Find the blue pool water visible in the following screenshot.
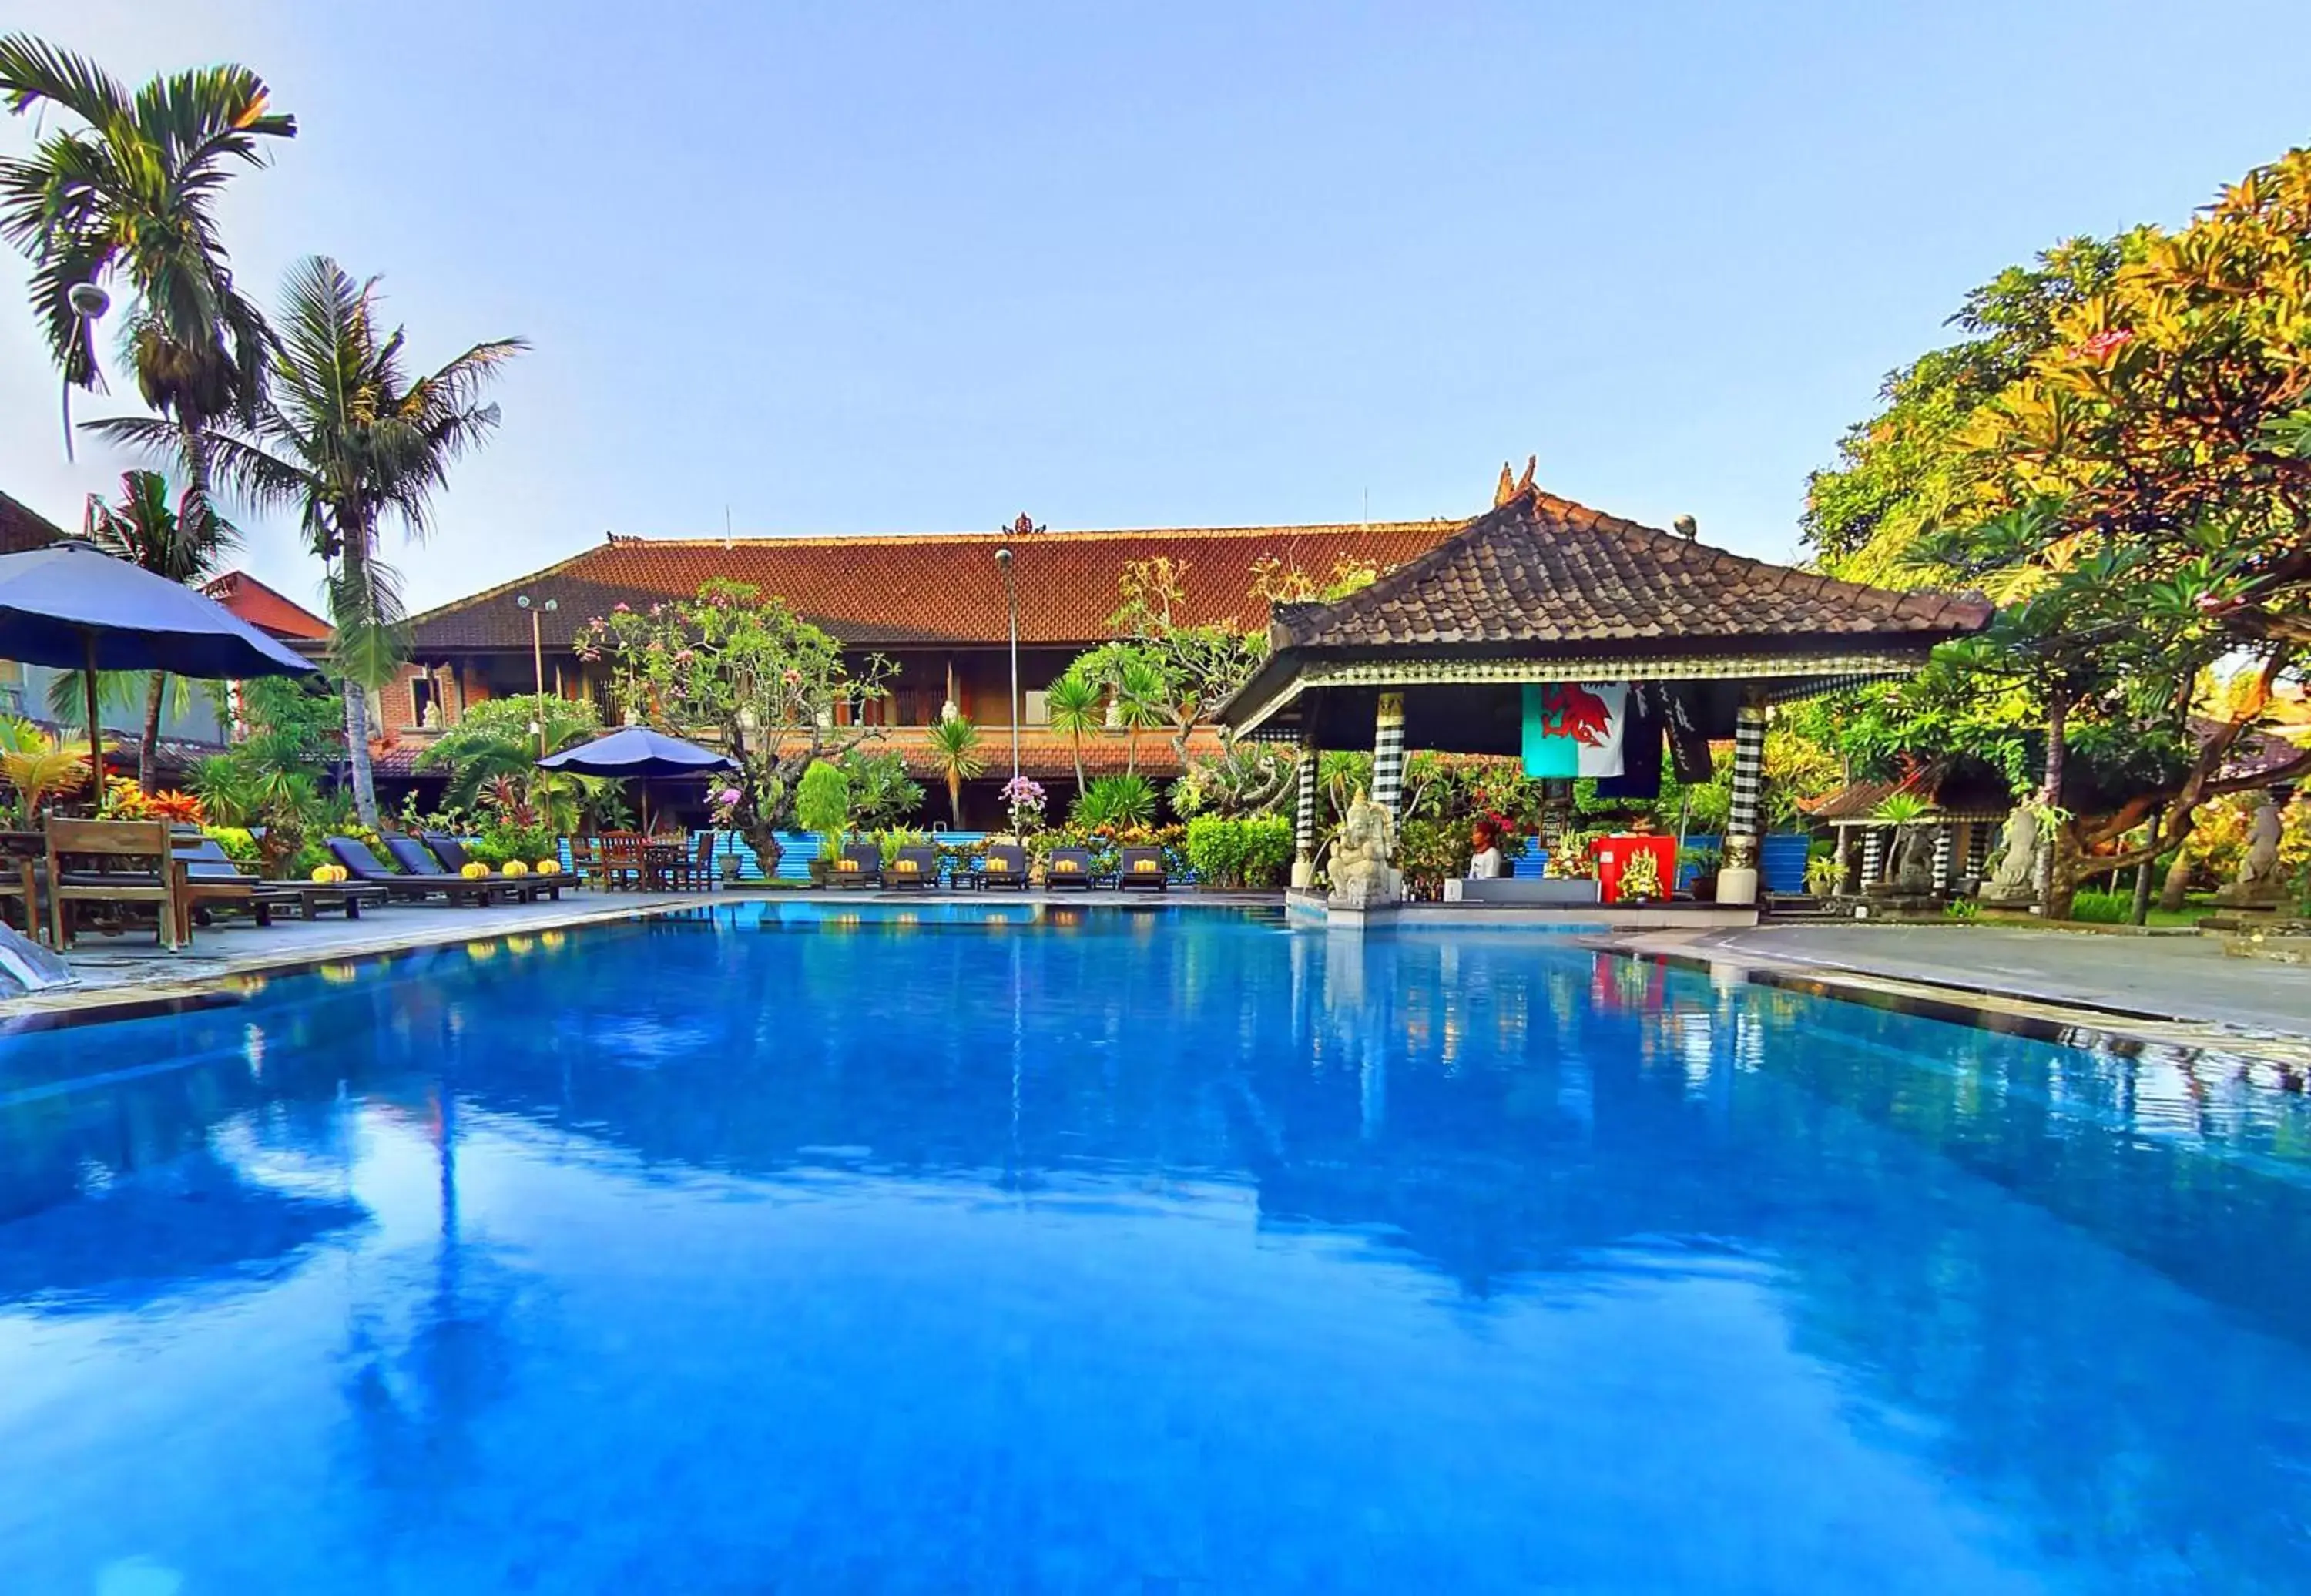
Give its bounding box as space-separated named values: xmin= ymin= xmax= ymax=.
xmin=4 ymin=904 xmax=2310 ymax=1594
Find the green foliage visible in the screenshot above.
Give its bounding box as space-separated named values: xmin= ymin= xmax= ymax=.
xmin=1872 ymin=791 xmax=1932 ymax=826
xmin=793 ymin=759 xmax=851 ymax=856
xmin=1072 ymin=773 xmax=1158 ymax=830
xmin=1395 ymin=818 xmax=1471 ymax=896
xmin=2064 ymin=889 xmax=2134 ymax=925
xmin=1182 ymin=814 xmax=1295 ymax=888
xmin=201 ymin=825 xmax=260 ymax=866
xmin=1041 ymin=670 xmax=1103 ymax=796
xmin=0 ymin=34 xmax=294 ymax=429
xmin=1944 ymin=897 xmax=1981 ymax=923
xmin=924 ymin=715 xmax=984 ymax=827
xmin=838 ymin=747 xmax=924 ymax=829
xmin=1803 ymin=852 xmax=1843 ymax=897
xmin=412 ymin=693 xmax=610 ymax=829
xmin=583 ymin=581 xmax=891 ymax=857
xmin=468 ymin=820 xmax=558 ymax=870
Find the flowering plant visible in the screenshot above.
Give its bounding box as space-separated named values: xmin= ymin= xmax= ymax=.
xmin=1001 ymin=774 xmax=1048 ymax=831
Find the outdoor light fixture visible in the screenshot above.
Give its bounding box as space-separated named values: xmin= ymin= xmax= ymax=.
xmin=515 ymin=593 xmax=560 ymax=753
xmin=995 ymin=543 xmax=1020 ymax=795
xmin=60 ymin=281 xmax=111 ymax=461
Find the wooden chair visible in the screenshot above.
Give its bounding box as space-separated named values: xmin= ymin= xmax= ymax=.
xmin=47 ymin=817 xmax=184 ymax=951
xmin=669 ymin=831 xmax=717 ymax=891
xmin=569 ymin=833 xmax=605 ymax=890
xmin=0 ymin=853 xmax=38 ymax=941
xmin=599 ymin=833 xmax=644 ymax=890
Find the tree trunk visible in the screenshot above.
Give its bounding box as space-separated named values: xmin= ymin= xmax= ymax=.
xmin=2041 ymin=694 xmax=2074 ymax=920
xmin=2157 ymin=844 xmax=2195 ymax=913
xmin=948 ymin=770 xmax=964 ymax=829
xmin=1071 ymin=733 xmax=1085 ymax=798
xmin=342 ymin=677 xmax=381 ymax=829
xmin=2128 ymin=808 xmax=2160 ymax=926
xmin=139 ymin=671 xmax=168 ymax=793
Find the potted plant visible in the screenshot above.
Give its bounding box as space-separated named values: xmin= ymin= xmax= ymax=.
xmin=1679 ymin=843 xmax=1722 ymax=900
xmin=793 ymin=759 xmax=850 ymax=887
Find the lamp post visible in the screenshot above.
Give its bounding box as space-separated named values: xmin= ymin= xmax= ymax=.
xmin=993 ymin=545 xmax=1020 ymax=797
xmin=62 ymin=281 xmax=110 ymax=461
xmin=514 ymin=593 xmax=558 ymax=755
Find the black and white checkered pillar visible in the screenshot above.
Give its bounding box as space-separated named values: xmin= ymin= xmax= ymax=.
xmin=1719 ymin=699 xmax=1768 ymax=907
xmin=1932 ymin=823 xmax=1954 ymax=893
xmin=1967 ymin=821 xmax=1992 ymax=880
xmin=1293 ymin=731 xmax=1320 ymax=861
xmin=1372 ymin=692 xmax=1407 ymax=821
xmin=1860 ymin=827 xmax=1883 ymax=885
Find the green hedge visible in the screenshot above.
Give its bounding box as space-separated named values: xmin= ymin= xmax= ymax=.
xmin=1183 ymin=815 xmax=1295 ymax=889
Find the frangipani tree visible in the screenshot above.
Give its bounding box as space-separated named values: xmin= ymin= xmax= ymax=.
xmin=581 ymin=581 xmax=893 ymax=867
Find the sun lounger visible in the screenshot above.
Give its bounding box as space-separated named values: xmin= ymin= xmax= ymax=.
xmin=48 ymin=817 xmax=184 ymax=950
xmin=1045 ymin=847 xmax=1097 ymax=890
xmin=396 ymin=833 xmax=565 ymax=902
xmin=884 ymin=844 xmax=941 ymax=889
xmin=971 ymin=843 xmax=1029 ymax=889
xmin=1116 ymin=847 xmax=1169 ymax=892
xmin=328 ymin=837 xmax=523 ymax=907
xmin=829 ymin=841 xmax=881 ymax=887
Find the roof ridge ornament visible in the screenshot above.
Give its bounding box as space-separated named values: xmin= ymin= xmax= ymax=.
xmin=1493 ymin=454 xmax=1538 ymax=508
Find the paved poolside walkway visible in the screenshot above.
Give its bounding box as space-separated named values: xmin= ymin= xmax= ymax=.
xmin=1659 ymin=922 xmax=2311 ymax=1045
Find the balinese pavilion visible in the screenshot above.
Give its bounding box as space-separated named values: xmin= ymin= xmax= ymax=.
xmin=1217 ymin=486 xmax=1992 ymax=925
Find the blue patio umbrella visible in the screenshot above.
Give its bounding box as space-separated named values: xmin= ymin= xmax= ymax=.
xmin=536 ymin=726 xmax=737 ymax=830
xmin=0 ymin=538 xmax=318 ymax=780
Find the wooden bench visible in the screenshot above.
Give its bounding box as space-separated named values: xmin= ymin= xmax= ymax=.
xmin=48 ymin=817 xmax=184 ymax=951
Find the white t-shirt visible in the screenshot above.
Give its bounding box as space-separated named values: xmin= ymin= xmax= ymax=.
xmin=1467 ymin=846 xmax=1505 ymax=880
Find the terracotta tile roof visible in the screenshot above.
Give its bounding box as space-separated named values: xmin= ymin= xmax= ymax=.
xmin=1801 ymin=762 xmax=2015 ymax=821
xmin=403 ymin=521 xmax=1467 ymax=654
xmin=203 ymin=570 xmax=332 ymax=641
xmin=0 ymin=488 xmax=65 ymax=556
xmin=1275 ymin=489 xmax=1994 ymax=652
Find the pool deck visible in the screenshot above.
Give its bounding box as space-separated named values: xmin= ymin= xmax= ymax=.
xmin=1608 ymin=921 xmax=2311 ymax=1061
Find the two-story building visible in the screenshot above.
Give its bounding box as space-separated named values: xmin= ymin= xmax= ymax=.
xmin=383 ymin=518 xmax=1471 ymax=824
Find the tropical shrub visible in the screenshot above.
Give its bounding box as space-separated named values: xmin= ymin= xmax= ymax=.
xmin=0 ymin=720 xmax=91 ymax=821
xmin=1395 ymin=818 xmax=1471 ymax=898
xmin=1073 ymin=773 xmax=1157 ymax=830
xmin=202 ymin=826 xmax=260 ymax=867
xmin=839 ymin=747 xmax=924 ymax=830
xmin=1183 ymin=815 xmax=1295 ymax=889
xmin=469 ymin=820 xmax=558 ymax=869
xmin=794 ymin=759 xmax=851 ymax=858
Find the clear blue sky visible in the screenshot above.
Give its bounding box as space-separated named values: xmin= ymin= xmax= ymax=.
xmin=5 ymin=0 xmax=2310 ymax=613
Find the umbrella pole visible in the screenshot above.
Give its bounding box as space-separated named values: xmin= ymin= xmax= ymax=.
xmin=82 ymin=632 xmax=102 ymax=806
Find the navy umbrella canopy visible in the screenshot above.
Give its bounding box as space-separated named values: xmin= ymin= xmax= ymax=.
xmin=535 ymin=726 xmax=737 ymax=779
xmin=0 ymin=539 xmax=318 ymax=778
xmin=537 ymin=727 xmax=737 ymax=830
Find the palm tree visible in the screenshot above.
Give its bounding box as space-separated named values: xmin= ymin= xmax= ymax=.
xmin=1114 ymin=659 xmax=1169 ymax=777
xmin=0 ymin=36 xmax=295 ymax=480
xmin=1042 ymin=670 xmax=1101 ymax=799
xmin=94 ymin=256 xmax=526 ymax=826
xmin=82 ymin=470 xmax=236 ymax=791
xmin=926 ymin=715 xmax=985 ymax=828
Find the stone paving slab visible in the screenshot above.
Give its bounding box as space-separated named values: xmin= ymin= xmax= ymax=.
xmin=1706 ymin=924 xmax=2311 ymax=1038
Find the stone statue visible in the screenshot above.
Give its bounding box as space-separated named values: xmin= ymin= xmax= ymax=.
xmin=420 ymin=698 xmax=443 ymax=731
xmin=2222 ymin=791 xmax=2286 ymax=906
xmin=1889 ymin=825 xmax=1936 ymax=894
xmin=1327 ymin=787 xmax=1403 ymax=910
xmin=1980 ymin=806 xmax=2041 ymax=905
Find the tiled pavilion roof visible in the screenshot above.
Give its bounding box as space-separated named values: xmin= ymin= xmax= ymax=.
xmin=1222 ymin=488 xmax=1994 ymax=735
xmin=404 ymin=521 xmax=1470 ymax=654
xmin=203 ymin=570 xmax=331 ymax=641
xmin=1271 ymin=489 xmax=1993 ymax=652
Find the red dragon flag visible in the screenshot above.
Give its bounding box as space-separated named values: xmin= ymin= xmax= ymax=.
xmin=1520 ymin=682 xmax=1628 ymax=780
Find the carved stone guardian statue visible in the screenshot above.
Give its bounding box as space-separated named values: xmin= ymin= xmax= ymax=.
xmin=1327 ymin=787 xmax=1403 ymax=910
xmin=1979 ymin=806 xmax=2042 ymax=907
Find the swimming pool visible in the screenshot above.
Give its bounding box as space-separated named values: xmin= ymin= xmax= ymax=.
xmin=3 ymin=903 xmax=2307 ymax=1593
